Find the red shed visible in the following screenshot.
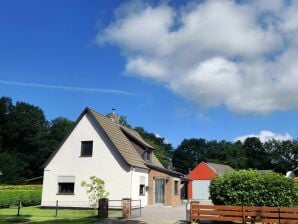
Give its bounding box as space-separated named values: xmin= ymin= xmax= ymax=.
xmin=187 ymin=162 xmax=234 ymax=200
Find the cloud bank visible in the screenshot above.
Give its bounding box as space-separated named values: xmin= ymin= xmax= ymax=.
xmin=235 ymin=130 xmax=293 ymax=143
xmin=97 ymin=0 xmax=298 ymax=114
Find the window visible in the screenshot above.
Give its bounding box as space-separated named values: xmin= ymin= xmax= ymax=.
xmin=139 ymin=184 xmax=145 ymax=196
xmin=81 ymin=141 xmax=93 ymax=157
xmin=58 ymin=183 xmax=74 ymax=194
xmin=142 ymin=150 xmax=152 ymax=162
xmin=57 ymin=176 xmax=75 ymax=194
xmin=174 ymin=180 xmax=179 ymax=195
xmin=139 ymin=176 xmax=146 ymax=196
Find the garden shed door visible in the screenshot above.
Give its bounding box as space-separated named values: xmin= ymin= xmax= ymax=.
xmin=192 ymin=180 xmax=210 ymax=200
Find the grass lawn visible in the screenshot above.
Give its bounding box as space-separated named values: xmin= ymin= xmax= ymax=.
xmin=0 ymin=206 xmax=120 ymax=223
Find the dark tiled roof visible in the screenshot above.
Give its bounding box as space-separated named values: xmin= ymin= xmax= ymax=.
xmin=206 ymin=162 xmax=235 ymax=176
xmin=88 ymin=108 xmax=164 ymax=169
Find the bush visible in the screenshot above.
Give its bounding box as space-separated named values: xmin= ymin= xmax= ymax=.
xmin=209 ymin=170 xmax=298 ymax=207
xmin=0 ymin=188 xmax=42 ymax=208
xmin=0 ymin=185 xmax=42 ymax=190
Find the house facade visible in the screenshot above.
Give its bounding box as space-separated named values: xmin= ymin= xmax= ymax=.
xmin=187 ymin=162 xmax=234 ymax=200
xmin=42 ymin=108 xmax=184 ymax=207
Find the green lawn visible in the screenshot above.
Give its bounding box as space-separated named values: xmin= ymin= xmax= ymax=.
xmin=0 ymin=206 xmax=119 ymax=223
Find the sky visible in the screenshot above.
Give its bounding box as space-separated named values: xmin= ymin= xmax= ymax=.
xmin=0 ymin=0 xmax=298 ymax=147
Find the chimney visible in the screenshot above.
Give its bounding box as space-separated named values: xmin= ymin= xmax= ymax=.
xmin=107 ymin=108 xmax=120 ymax=124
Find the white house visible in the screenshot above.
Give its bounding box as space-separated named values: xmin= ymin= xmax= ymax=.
xmin=42 ymin=108 xmax=186 ymax=207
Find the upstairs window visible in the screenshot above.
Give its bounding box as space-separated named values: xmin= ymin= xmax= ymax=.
xmin=142 ymin=150 xmax=152 ymax=162
xmin=81 ymin=141 xmax=93 ymax=157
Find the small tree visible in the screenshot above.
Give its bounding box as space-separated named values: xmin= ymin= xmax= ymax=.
xmin=81 ymin=176 xmax=109 ymax=209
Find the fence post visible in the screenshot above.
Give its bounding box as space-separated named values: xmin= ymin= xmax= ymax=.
xmin=122 ymin=198 xmax=131 ymax=219
xmin=17 ymin=200 xmax=21 ymax=216
xmin=55 ymin=200 xmax=58 ymax=217
xmin=242 ymin=205 xmax=245 ymax=224
xmin=98 ymin=198 xmax=108 ymax=218
xmin=278 ymin=207 xmax=281 ymax=224
xmin=190 ymin=201 xmax=192 ymax=224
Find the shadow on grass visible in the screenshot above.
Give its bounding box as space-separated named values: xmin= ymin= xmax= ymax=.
xmin=0 ymin=215 xmax=99 ymax=223
xmin=0 ymin=216 xmax=153 ymax=224
xmin=0 ymin=214 xmax=31 ymax=223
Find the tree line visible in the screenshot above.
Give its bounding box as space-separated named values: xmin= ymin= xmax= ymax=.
xmin=0 ymin=96 xmax=297 ymax=184
xmin=0 ymin=97 xmax=74 ymax=184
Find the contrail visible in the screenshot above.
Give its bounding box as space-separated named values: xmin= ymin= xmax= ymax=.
xmin=0 ymin=79 xmax=132 ymax=95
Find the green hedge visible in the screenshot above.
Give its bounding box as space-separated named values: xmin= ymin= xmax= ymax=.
xmin=210 ymin=170 xmax=298 ymax=207
xmin=0 ymin=185 xmax=42 ymax=190
xmin=0 ymin=189 xmax=42 ymax=208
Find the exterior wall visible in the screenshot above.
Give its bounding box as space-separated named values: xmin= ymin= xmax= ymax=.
xmin=187 ymin=162 xmax=218 ymax=199
xmin=148 ymin=169 xmax=181 ymax=207
xmin=130 ymin=168 xmax=149 ymax=207
xmin=42 ymin=113 xmax=133 ymax=207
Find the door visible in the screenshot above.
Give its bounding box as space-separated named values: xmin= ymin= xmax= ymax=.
xmin=192 ymin=180 xmax=211 ymax=200
xmin=155 ymin=178 xmax=165 ymax=204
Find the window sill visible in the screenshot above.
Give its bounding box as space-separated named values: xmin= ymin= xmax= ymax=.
xmin=79 ymin=155 xmax=92 ymax=157
xmin=139 ymin=194 xmax=145 ymax=196
xmin=56 ymin=193 xmax=75 ymax=195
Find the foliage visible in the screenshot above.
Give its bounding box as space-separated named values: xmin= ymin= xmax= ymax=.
xmin=172 ymin=137 xmax=298 ymax=174
xmin=173 ymin=138 xmax=247 ymax=174
xmin=0 ymin=96 xmax=74 ymax=184
xmin=0 ymin=185 xmax=42 ymax=190
xmin=0 ymin=189 xmax=41 ymax=208
xmin=81 ymin=176 xmax=109 ymax=208
xmin=209 ymin=170 xmax=298 ymax=207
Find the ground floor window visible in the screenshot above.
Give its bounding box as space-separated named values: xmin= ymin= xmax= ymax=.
xmin=139 ymin=184 xmax=145 ymax=196
xmin=57 ymin=176 xmax=75 ymax=194
xmin=58 ymin=183 xmax=74 ymax=194
xmin=174 ymin=180 xmax=179 ymax=195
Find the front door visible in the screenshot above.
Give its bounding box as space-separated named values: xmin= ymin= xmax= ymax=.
xmin=155 ymin=178 xmax=165 ymax=204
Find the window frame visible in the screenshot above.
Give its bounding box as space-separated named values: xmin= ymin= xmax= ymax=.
xmin=174 ymin=180 xmax=179 ymax=195
xmin=80 ymin=141 xmax=93 ymax=157
xmin=139 ymin=184 xmax=146 ymax=196
xmin=57 ymin=182 xmax=75 ymax=195
xmin=142 ymin=149 xmax=152 ymax=162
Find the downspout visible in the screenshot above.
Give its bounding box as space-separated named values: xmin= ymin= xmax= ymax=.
xmin=130 ymin=167 xmax=134 ymax=199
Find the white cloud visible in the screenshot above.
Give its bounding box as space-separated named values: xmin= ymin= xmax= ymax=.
xmin=235 ymin=130 xmax=293 ymax=143
xmin=97 ymin=0 xmax=298 ymax=114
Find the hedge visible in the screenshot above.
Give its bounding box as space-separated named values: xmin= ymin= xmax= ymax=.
xmin=0 ymin=188 xmax=42 ymax=208
xmin=209 ymin=170 xmax=298 ymax=207
xmin=0 ymin=185 xmax=42 ymax=190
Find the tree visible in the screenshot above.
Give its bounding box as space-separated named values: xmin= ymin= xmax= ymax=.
xmin=172 ymin=138 xmax=208 ymax=174
xmin=81 ymin=176 xmax=109 ymax=209
xmin=0 ymin=96 xmax=75 ymax=183
xmin=243 ymin=137 xmax=272 ymax=170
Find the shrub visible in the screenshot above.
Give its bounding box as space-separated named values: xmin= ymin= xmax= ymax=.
xmin=209 ymin=170 xmax=298 ymax=207
xmin=0 ymin=185 xmax=42 ymax=190
xmin=0 ymin=185 xmax=42 ymax=208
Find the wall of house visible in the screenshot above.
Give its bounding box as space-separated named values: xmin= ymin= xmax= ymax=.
xmin=130 ymin=167 xmax=148 ymax=207
xmin=187 ymin=162 xmax=217 ymax=200
xmin=148 ymin=169 xmax=181 ymax=207
xmin=42 ymin=113 xmax=133 ymax=207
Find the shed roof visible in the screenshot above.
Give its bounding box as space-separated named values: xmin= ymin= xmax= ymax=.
xmin=206 ymin=162 xmax=235 ymax=176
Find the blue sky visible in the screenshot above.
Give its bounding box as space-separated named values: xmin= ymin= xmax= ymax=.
xmin=0 ymin=0 xmax=297 ymax=146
